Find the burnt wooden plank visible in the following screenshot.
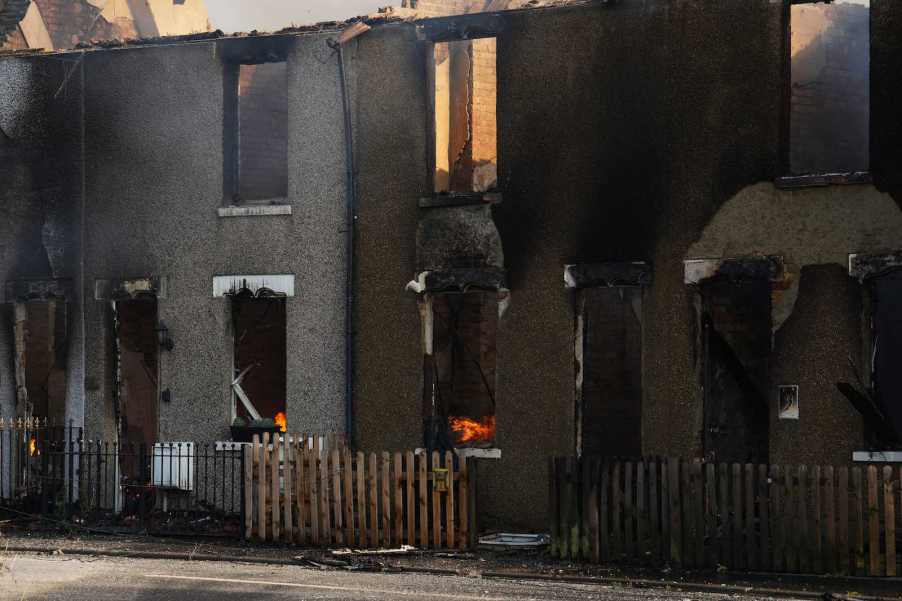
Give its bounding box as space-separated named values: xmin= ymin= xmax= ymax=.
xmin=744 ymin=464 xmax=756 ymax=571
xmin=445 ymin=451 xmax=455 ymax=550
xmin=600 ymin=461 xmax=610 ymax=563
xmin=771 ymin=465 xmax=783 ymax=573
xmin=549 ymin=458 xmax=560 ymax=558
xmin=381 ymin=452 xmax=392 ymax=547
xmin=257 ymin=434 xmax=267 ymax=542
xmin=813 ymin=465 xmax=823 ymax=574
xmin=432 ymin=451 xmax=442 ymax=549
xmin=394 ymin=452 xmax=404 ymax=546
xmin=837 ymin=467 xmax=849 ymax=575
xmin=612 ymin=461 xmax=622 ymax=561
xmin=636 ymin=461 xmax=647 ymax=562
xmin=732 ymin=463 xmax=743 ymax=571
xmin=406 ymin=451 xmax=416 ymax=548
xmin=660 ymin=460 xmax=669 ymax=563
xmin=283 ymin=438 xmax=294 ymax=543
xmin=243 ymin=444 xmax=253 ymax=540
xmin=719 ymin=463 xmax=730 ymax=568
xmin=692 ymin=460 xmax=705 ymax=568
xmin=867 ymin=466 xmax=879 ymax=576
xmin=369 ymin=452 xmax=379 ymax=547
xmin=668 ymin=458 xmax=682 ymax=566
xmin=309 ymin=449 xmax=320 ymax=545
xmin=852 ymin=467 xmax=864 ymax=575
xmin=419 ymin=452 xmax=428 ymax=548
xmin=824 ymin=466 xmax=836 ymax=574
xmin=758 ymin=464 xmax=770 ymax=571
xmin=457 ymin=453 xmax=468 ymax=550
xmin=682 ymin=461 xmax=694 ymax=568
xmin=884 ymin=466 xmax=896 ymax=577
xmin=704 ymin=462 xmax=716 ymax=568
xmin=319 ymin=448 xmax=331 ymax=544
xmin=649 ymin=459 xmax=660 ymax=564
xmin=797 ymin=466 xmax=808 ymax=574
xmin=588 ymin=458 xmax=601 ymax=564
xmin=356 ymin=451 xmax=367 ymax=548
xmin=624 ymin=461 xmax=635 ymax=560
xmin=343 ymin=449 xmax=354 ymax=547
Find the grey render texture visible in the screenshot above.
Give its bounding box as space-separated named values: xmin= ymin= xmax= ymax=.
xmin=2 ymin=0 xmax=902 ymax=531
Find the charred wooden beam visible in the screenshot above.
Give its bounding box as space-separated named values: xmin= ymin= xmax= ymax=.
xmin=564 ymin=262 xmax=651 ymax=289
xmin=4 ymin=278 xmax=74 ymax=303
xmin=849 ymin=251 xmax=902 ymax=282
xmin=415 ymin=12 xmax=506 ymax=43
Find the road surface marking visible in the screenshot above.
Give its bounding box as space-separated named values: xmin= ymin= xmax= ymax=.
xmin=144 ymin=574 xmax=541 ymax=600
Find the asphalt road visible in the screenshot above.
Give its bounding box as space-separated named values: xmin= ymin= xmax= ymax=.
xmin=0 ymin=553 xmax=808 ymax=601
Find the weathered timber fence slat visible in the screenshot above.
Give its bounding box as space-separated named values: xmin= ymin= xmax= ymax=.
xmin=245 ymin=434 xmax=472 ymax=549
xmin=551 ymin=457 xmax=902 ymax=577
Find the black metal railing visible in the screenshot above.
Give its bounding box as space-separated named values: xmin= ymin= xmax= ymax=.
xmin=1 ymin=419 xmax=244 ymax=537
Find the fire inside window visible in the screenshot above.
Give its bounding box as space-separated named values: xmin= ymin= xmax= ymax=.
xmin=426 ymin=291 xmax=497 ymax=448
xmin=790 ymin=0 xmax=870 ymax=175
xmin=231 ymin=293 xmax=287 ymax=433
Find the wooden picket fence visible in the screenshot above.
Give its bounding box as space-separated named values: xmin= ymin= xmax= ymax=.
xmin=243 ymin=433 xmax=474 ymax=549
xmin=550 ymin=457 xmax=901 ymax=576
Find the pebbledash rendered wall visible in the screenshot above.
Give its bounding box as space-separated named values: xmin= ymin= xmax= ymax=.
xmin=79 ymin=32 xmax=357 ymax=443
xmin=353 ymin=0 xmax=902 ymax=531
xmin=3 ymin=0 xmax=902 ymax=534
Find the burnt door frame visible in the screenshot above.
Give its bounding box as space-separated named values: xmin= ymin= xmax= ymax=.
xmin=686 ymin=257 xmax=782 ymax=464
xmin=112 ymin=295 xmax=161 ymax=448
xmin=565 ymin=263 xmax=651 ymax=459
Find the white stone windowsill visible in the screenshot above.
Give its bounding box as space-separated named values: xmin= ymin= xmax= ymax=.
xmin=218 ymin=205 xmax=292 ymax=218
xmin=853 ymin=451 xmax=902 ymax=463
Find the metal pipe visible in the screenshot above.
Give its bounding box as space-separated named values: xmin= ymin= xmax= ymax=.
xmin=333 ymin=39 xmax=358 ymax=444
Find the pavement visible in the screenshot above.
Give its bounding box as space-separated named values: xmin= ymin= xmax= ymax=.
xmin=0 ymin=553 xmax=815 ymax=601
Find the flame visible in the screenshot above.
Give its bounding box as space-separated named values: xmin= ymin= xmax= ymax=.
xmin=29 ymin=437 xmax=38 ymax=457
xmin=448 ymin=415 xmax=495 ymax=444
xmin=274 ymin=412 xmax=287 ymax=433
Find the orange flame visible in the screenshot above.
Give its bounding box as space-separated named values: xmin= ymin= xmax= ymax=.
xmin=274 ymin=412 xmax=287 ymax=433
xmin=448 ymin=415 xmax=495 ymax=444
xmin=29 ymin=437 xmax=38 ymax=457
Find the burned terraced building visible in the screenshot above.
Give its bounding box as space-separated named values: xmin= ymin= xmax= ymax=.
xmin=2 ymin=0 xmax=901 ymax=531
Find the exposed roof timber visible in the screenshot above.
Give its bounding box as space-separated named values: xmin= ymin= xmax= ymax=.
xmin=416 ymin=11 xmax=507 ymax=42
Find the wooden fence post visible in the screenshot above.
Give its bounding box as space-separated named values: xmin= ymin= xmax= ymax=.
xmin=406 ymin=451 xmax=416 ymax=548
xmin=356 ymin=451 xmax=367 ymax=548
xmin=457 ymin=453 xmax=468 ymax=551
xmin=758 ymin=464 xmax=770 ymax=571
xmin=256 ymin=434 xmax=266 ymax=542
xmin=431 ymin=451 xmax=441 ymax=549
xmin=624 ymin=461 xmax=634 ymax=560
xmin=867 ymin=465 xmax=879 ymax=576
xmin=837 ymin=466 xmax=849 ymax=575
xmin=418 ymin=452 xmax=428 ymax=548
xmin=824 ymin=466 xmax=836 ymax=574
xmin=394 ymin=452 xmax=404 ymax=546
xmin=344 ymin=449 xmax=354 ymax=546
xmin=884 ymin=466 xmax=896 ymax=577
xmin=668 ymin=458 xmax=682 ymax=566
xmin=243 ymin=444 xmax=253 ymax=540
xmin=600 ymin=460 xmax=610 ymax=563
xmin=284 ymin=438 xmax=294 ymax=543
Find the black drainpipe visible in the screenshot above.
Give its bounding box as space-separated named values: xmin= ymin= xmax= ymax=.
xmin=331 ymin=38 xmax=358 ymax=444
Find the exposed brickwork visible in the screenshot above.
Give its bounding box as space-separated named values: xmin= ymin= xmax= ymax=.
xmin=790 ymin=3 xmax=869 ymax=174
xmin=1 ymin=25 xmax=28 ymax=50
xmin=237 ymin=62 xmax=288 ymax=201
xmin=33 ymin=0 xmax=116 ymax=49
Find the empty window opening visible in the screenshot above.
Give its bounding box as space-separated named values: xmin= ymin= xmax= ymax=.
xmin=578 ymin=288 xmax=642 ymax=458
xmin=700 ymin=278 xmax=771 ymax=464
xmin=13 ymin=300 xmax=68 ymax=424
xmin=425 ymin=291 xmax=497 ymax=448
xmin=790 ymin=0 xmax=870 ymax=175
xmin=231 ymin=293 xmax=287 ymax=433
xmin=114 ymin=298 xmax=160 ymax=453
xmin=433 ymin=39 xmax=497 ymax=194
xmin=866 ymin=270 xmax=902 ymax=447
xmin=226 ymin=61 xmax=288 ymax=203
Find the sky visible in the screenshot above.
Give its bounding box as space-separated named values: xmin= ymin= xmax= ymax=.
xmin=204 ymin=0 xmax=389 ymax=34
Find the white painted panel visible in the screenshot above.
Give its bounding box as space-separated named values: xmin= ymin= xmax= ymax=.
xmin=212 ymin=275 xmax=295 ymax=298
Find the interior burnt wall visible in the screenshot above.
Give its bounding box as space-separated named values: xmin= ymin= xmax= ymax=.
xmin=0 ymin=53 xmax=84 ymax=429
